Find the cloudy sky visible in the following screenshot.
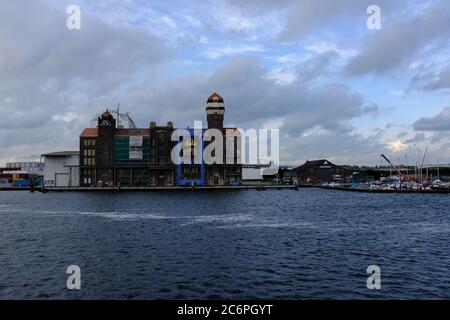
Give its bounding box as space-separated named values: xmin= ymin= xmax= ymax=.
xmin=1 ymin=0 xmax=450 ymax=166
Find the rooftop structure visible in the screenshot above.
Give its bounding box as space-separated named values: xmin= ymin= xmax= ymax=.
xmin=90 ymin=110 xmax=137 ymax=129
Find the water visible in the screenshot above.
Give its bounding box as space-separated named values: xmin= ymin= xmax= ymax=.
xmin=0 ymin=189 xmax=449 ymax=299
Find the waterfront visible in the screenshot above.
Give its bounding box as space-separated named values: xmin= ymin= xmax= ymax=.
xmin=0 ymin=189 xmax=449 ymax=299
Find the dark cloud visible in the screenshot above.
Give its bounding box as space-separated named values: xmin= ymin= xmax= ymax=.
xmin=2 ymin=0 xmax=436 ymax=165
xmin=281 ymin=129 xmax=386 ymax=166
xmin=228 ymin=0 xmax=407 ymax=41
xmin=411 ymin=65 xmax=450 ymax=92
xmin=423 ymin=69 xmax=450 ymax=91
xmin=413 ymin=107 xmax=450 ymax=131
xmin=405 ymin=132 xmax=426 ymax=143
xmin=346 ymin=1 xmax=450 ymax=75
xmin=0 ymin=1 xmax=381 ymax=166
xmin=0 ymin=0 xmax=170 ymax=160
xmin=117 ymin=54 xmax=376 ymax=134
xmin=107 ymin=54 xmax=380 ymax=164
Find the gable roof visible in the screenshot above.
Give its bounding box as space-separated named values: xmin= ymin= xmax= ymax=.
xmin=80 ymin=128 xmax=98 ymax=137
xmin=291 ymin=159 xmax=340 ymax=172
xmin=42 ymin=151 xmax=79 ymax=157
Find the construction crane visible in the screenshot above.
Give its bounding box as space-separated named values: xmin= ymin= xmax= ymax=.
xmin=380 ymin=154 xmax=405 ymax=181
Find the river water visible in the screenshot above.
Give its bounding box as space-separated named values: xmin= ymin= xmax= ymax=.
xmin=0 ymin=189 xmax=449 ymax=299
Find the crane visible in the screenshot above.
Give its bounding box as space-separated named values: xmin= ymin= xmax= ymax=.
xmin=380 ymin=154 xmax=405 ymax=181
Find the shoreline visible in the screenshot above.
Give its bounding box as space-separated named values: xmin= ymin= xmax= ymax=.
xmin=0 ymin=185 xmax=301 ymax=192
xmin=318 ymin=185 xmax=450 ymax=194
xmin=1 ymin=184 xmax=449 ymax=194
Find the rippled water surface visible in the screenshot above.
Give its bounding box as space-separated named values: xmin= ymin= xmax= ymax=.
xmin=1 ymin=189 xmax=449 ymax=299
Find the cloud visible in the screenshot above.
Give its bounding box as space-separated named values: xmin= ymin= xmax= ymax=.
xmin=0 ymin=0 xmax=170 ymax=162
xmin=413 ymin=107 xmax=450 ymax=131
xmin=422 ymin=68 xmax=450 ymax=91
xmin=108 ymin=54 xmax=381 ymax=165
xmin=281 ymin=128 xmax=386 ymax=165
xmin=405 ymin=132 xmax=426 ymax=143
xmin=346 ymin=1 xmax=450 ymax=75
xmin=387 ymin=140 xmax=407 ymax=153
xmin=410 ymin=63 xmax=450 ymax=92
xmin=228 ymin=0 xmax=406 ymax=41
xmin=2 ymin=0 xmax=449 ymax=165
xmin=305 ymin=42 xmax=357 ymax=59
xmin=202 ymin=44 xmax=266 ymax=60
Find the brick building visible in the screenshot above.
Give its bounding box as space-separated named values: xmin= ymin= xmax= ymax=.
xmin=79 ymin=93 xmax=241 ymax=187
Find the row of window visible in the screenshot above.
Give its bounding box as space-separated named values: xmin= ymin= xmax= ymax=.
xmin=82 ymin=168 xmax=94 ymax=185
xmin=83 ymin=158 xmax=96 ymax=166
xmin=83 ymin=149 xmax=96 ymax=157
xmin=83 ymin=168 xmax=95 ymax=176
xmin=83 ymin=139 xmax=96 ymax=146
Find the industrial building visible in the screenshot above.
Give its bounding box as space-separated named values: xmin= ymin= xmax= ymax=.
xmin=42 ymin=151 xmax=80 ymax=187
xmin=5 ymin=162 xmax=44 ymax=175
xmin=289 ymin=159 xmax=347 ymax=183
xmin=79 ymin=93 xmax=242 ymax=187
xmin=0 ymin=162 xmax=44 ymax=188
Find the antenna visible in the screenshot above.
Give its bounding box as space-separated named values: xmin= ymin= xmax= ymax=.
xmin=117 ymin=103 xmax=120 ymax=128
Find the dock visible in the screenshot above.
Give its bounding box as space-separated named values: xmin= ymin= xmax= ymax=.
xmin=2 ymin=184 xmax=448 ymax=194
xmin=317 ymin=185 xmax=450 ymax=194
xmin=0 ymin=185 xmax=301 ymax=192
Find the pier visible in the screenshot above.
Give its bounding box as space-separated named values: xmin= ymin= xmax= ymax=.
xmin=2 ymin=184 xmax=449 ymax=194
xmin=0 ymin=185 xmax=300 ymax=192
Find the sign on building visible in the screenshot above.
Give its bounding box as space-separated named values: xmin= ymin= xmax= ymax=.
xmin=129 ymin=136 xmax=143 ymax=160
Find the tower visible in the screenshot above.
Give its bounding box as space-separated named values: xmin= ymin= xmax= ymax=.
xmin=96 ymin=111 xmax=116 ymax=185
xmin=206 ymin=92 xmax=224 ymax=130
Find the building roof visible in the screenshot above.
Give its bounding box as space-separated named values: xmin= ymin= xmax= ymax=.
xmin=207 ymin=92 xmax=224 ymax=103
xmin=80 ymin=128 xmax=98 ymax=137
xmin=41 ymin=151 xmax=79 ymax=157
xmin=292 ymin=159 xmax=340 ymax=172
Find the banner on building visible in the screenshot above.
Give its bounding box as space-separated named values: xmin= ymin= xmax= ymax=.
xmin=129 ymin=136 xmax=143 ymax=160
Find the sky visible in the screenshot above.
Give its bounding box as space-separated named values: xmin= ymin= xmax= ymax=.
xmin=1 ymin=0 xmax=450 ymax=166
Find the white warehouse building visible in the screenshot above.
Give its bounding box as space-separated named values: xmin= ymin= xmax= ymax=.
xmin=42 ymin=151 xmax=80 ymax=187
